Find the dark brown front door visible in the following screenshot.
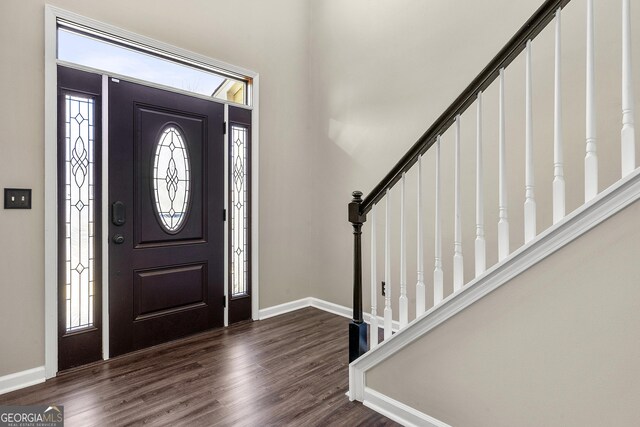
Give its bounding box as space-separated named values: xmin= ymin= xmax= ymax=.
xmin=109 ymin=78 xmax=224 ymax=357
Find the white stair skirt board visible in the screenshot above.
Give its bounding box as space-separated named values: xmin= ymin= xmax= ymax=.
xmin=0 ymin=366 xmax=45 ymax=396
xmin=349 ymin=169 xmax=640 ymax=403
xmin=363 ymin=388 xmax=451 ymax=427
xmin=258 ymin=297 xmax=400 ymax=332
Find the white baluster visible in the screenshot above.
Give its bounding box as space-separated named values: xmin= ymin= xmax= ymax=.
xmin=475 ymin=92 xmax=486 ymax=277
xmin=416 ymin=155 xmax=426 ymax=316
xmin=524 ymin=40 xmax=536 ymax=243
xmin=585 ymin=0 xmax=598 ymax=201
xmin=553 ymin=8 xmax=566 ymax=224
xmin=384 ymin=189 xmax=392 ymax=340
xmin=622 ymin=0 xmax=636 ymax=176
xmin=453 ymin=116 xmax=464 ymax=291
xmin=399 ymin=172 xmax=408 ymax=328
xmin=498 ymin=68 xmax=510 ymax=261
xmin=434 ymin=136 xmax=444 ymax=304
xmin=370 ymin=204 xmax=378 ymax=349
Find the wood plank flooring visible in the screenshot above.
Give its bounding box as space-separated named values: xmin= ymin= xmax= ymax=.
xmin=0 ymin=308 xmax=400 ymax=426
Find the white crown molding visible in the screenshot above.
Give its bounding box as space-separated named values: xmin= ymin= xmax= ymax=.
xmin=349 ymin=169 xmax=640 ymax=402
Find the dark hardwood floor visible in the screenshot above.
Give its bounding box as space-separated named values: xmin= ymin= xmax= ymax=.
xmin=0 ymin=308 xmax=399 ymax=426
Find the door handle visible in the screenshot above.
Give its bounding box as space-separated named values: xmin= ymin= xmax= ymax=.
xmin=112 ymin=201 xmax=126 ymax=226
xmin=112 ymin=234 xmax=125 ymax=244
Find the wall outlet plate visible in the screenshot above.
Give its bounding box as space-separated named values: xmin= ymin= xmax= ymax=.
xmin=4 ymin=188 xmax=32 ymax=209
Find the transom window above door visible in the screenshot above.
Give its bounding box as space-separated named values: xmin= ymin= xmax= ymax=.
xmin=57 ymin=22 xmax=250 ymax=105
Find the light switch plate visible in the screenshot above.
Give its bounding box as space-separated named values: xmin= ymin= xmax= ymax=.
xmin=4 ymin=188 xmax=32 ymax=209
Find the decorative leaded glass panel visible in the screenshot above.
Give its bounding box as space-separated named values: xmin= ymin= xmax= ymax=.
xmin=64 ymin=94 xmax=96 ymax=332
xmin=231 ymin=125 xmax=249 ymax=296
xmin=152 ymin=127 xmax=191 ymax=233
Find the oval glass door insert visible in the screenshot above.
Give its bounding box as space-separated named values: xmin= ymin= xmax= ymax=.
xmin=153 ymin=126 xmax=191 ymax=233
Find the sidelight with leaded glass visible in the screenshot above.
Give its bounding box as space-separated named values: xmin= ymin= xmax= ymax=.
xmin=63 ymin=94 xmax=96 ymax=332
xmin=230 ymin=125 xmax=249 ymax=296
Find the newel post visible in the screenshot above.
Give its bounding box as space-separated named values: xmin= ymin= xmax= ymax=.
xmin=349 ymin=191 xmax=367 ymax=362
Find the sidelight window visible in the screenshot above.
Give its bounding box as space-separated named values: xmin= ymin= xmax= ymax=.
xmin=63 ymin=94 xmax=96 ymax=331
xmin=230 ymin=125 xmax=249 ymax=296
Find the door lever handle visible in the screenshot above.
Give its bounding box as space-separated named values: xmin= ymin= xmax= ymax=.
xmin=112 ymin=201 xmax=126 ymax=226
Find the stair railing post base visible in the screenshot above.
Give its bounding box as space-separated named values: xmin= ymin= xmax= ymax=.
xmin=349 ymin=321 xmax=368 ymax=363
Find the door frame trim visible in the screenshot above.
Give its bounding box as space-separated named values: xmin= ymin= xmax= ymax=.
xmin=101 ymin=75 xmax=110 ymax=362
xmin=44 ymin=4 xmax=260 ymax=378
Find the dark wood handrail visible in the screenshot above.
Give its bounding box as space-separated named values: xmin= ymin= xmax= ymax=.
xmin=359 ymin=0 xmax=571 ymax=216
xmin=349 ymin=0 xmax=575 ymax=362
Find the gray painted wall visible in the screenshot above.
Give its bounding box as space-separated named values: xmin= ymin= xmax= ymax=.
xmin=0 ymin=0 xmax=313 ymax=376
xmin=307 ymin=0 xmax=640 ymax=321
xmin=367 ymin=199 xmax=640 ymax=426
xmin=1 ymin=0 xmax=639 ymax=388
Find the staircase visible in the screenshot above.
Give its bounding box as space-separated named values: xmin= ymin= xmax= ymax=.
xmin=346 ymin=0 xmax=640 ymax=425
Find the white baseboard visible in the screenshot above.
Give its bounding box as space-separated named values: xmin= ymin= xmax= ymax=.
xmin=0 ymin=366 xmax=46 ymax=396
xmin=309 ymin=297 xmax=351 ymax=318
xmin=259 ymin=297 xmax=400 ymax=332
xmin=363 ymin=387 xmax=451 ymax=427
xmin=258 ymin=298 xmax=312 ymax=320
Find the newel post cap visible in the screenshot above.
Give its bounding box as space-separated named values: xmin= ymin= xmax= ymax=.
xmin=349 ymin=191 xmax=366 ymax=224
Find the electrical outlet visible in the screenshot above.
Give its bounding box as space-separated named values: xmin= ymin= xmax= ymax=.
xmin=381 ymin=281 xmax=386 ymax=296
xmin=4 ymin=188 xmax=32 ymax=209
